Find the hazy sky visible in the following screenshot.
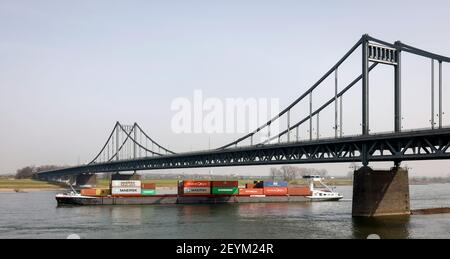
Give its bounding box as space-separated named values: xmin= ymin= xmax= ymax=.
xmin=1 ymin=0 xmax=450 ymax=176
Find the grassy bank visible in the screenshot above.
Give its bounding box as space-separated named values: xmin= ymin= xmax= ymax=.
xmin=0 ymin=179 xmax=65 ymax=190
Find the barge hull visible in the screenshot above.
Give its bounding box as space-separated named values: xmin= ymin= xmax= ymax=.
xmin=57 ymin=195 xmax=309 ymax=206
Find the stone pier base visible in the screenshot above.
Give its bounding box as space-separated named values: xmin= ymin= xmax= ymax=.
xmin=75 ymin=173 xmax=97 ymax=188
xmin=352 ymin=167 xmax=410 ymax=217
xmin=111 ymin=173 xmax=141 ymax=181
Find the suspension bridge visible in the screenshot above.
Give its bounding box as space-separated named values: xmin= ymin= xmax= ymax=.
xmin=37 ymin=34 xmax=450 ymax=179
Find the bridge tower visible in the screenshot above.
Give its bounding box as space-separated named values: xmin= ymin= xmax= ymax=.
xmin=353 ymin=35 xmax=410 ymax=217
xmin=75 ymin=173 xmax=97 ymax=188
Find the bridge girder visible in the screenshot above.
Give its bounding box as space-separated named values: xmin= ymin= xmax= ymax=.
xmin=37 ymin=128 xmax=450 ymax=178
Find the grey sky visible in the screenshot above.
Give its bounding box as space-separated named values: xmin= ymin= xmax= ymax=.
xmin=1 ymin=0 xmax=450 ymax=176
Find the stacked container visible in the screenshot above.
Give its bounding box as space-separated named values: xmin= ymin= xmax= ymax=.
xmin=179 ymin=180 xmax=211 ymax=195
xmin=263 ymin=181 xmax=288 ymax=196
xmin=98 ymin=188 xmax=111 ymax=196
xmin=238 ymin=188 xmax=264 ymax=195
xmin=263 ymin=181 xmax=288 ymax=187
xmin=80 ymin=188 xmax=97 ymax=196
xmin=287 ymin=187 xmax=311 ymax=196
xmin=111 ymin=180 xmax=141 ymax=196
xmin=141 ymin=183 xmax=156 ymax=196
xmin=211 ymin=181 xmax=238 ymax=195
xmin=80 ymin=188 xmax=110 ymax=196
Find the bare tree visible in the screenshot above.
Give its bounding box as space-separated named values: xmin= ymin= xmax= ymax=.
xmin=15 ymin=165 xmax=64 ymax=179
xmin=270 ymin=168 xmax=279 ymax=180
xmin=279 ymin=166 xmax=298 ymax=181
xmin=270 ymin=166 xmax=331 ymax=181
xmin=318 ymin=169 xmax=328 ymax=177
xmin=15 ymin=166 xmax=34 ymax=179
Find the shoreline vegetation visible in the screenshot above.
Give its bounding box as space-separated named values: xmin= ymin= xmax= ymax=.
xmin=0 ymin=179 xmax=65 ymax=193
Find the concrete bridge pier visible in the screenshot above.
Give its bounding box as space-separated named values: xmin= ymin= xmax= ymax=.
xmin=352 ymin=166 xmax=410 ymax=217
xmin=75 ymin=173 xmax=97 ymax=188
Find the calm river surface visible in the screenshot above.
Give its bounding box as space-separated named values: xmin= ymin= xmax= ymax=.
xmin=1 ymin=184 xmax=449 ymax=239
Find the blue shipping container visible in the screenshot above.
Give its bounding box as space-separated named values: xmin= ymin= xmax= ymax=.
xmin=263 ymin=181 xmax=288 ymax=187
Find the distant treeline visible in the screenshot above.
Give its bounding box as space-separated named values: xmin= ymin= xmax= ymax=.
xmin=270 ymin=166 xmax=328 ymax=181
xmin=15 ymin=165 xmax=64 ymax=179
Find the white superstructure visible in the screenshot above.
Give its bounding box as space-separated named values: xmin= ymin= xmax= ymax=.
xmin=303 ymin=175 xmax=343 ymax=201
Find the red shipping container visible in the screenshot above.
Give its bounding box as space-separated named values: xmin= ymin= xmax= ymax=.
xmin=245 ymin=183 xmax=256 ymax=189
xmin=141 ymin=183 xmax=156 ymax=189
xmin=288 ymin=187 xmax=311 ymax=196
xmin=263 ymin=187 xmax=288 ymax=196
xmin=239 ymin=188 xmax=264 ymax=196
xmin=211 ymin=181 xmax=238 ymax=187
xmin=183 ymin=180 xmax=211 ymax=187
xmin=80 ymin=189 xmax=97 ymax=196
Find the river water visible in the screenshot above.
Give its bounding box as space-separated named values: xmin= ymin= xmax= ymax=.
xmin=0 ymin=184 xmax=449 ymax=239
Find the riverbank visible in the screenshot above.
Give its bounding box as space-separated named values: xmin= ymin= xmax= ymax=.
xmin=0 ymin=179 xmax=65 ymax=192
xmin=0 ymin=188 xmax=66 ymax=193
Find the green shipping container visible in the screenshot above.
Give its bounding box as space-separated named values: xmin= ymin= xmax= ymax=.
xmin=211 ymin=187 xmax=238 ymax=195
xmin=141 ymin=189 xmax=156 ymax=195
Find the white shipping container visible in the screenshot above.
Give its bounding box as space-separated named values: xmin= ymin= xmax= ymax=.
xmin=183 ymin=187 xmax=210 ymax=194
xmin=111 ymin=187 xmax=141 ymax=195
xmin=111 ymin=180 xmax=141 ymax=188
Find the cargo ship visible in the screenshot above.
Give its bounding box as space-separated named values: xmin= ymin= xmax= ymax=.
xmin=304 ymin=175 xmax=344 ymax=201
xmin=56 ymin=178 xmax=342 ymax=206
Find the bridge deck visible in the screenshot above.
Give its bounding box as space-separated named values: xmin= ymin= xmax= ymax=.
xmin=38 ymin=128 xmax=450 ymax=179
